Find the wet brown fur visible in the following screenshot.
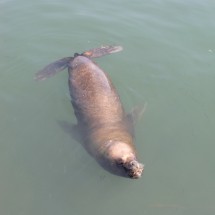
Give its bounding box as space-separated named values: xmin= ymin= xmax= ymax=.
xmin=36 ymin=46 xmax=144 ymax=179
xmin=68 ymin=56 xmax=143 ymax=178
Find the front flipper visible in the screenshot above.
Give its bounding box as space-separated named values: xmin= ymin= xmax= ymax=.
xmin=82 ymin=45 xmax=123 ymax=58
xmin=57 ymin=120 xmax=82 ymax=143
xmin=35 ymin=57 xmax=73 ymax=81
xmin=126 ymin=103 xmax=147 ymax=136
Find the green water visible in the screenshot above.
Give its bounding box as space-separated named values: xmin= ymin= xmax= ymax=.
xmin=1 ymin=0 xmax=215 ymax=214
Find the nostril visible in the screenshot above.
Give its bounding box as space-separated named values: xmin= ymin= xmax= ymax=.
xmin=131 ymin=161 xmax=135 ymax=166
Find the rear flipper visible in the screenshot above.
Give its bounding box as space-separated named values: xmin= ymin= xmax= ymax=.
xmin=35 ymin=57 xmax=73 ymax=81
xmin=82 ymin=45 xmax=123 ymax=58
xmin=35 ymin=45 xmax=123 ymax=81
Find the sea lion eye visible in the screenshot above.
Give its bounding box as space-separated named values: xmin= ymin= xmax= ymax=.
xmin=116 ymin=159 xmax=124 ymax=166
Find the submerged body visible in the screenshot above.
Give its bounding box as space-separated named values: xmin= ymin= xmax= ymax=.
xmin=36 ymin=46 xmax=144 ymax=179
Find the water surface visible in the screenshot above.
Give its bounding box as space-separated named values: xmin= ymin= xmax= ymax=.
xmin=1 ymin=0 xmax=215 ymax=214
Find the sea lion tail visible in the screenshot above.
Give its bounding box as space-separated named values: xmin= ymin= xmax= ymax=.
xmin=81 ymin=45 xmax=123 ymax=58
xmin=35 ymin=57 xmax=73 ymax=81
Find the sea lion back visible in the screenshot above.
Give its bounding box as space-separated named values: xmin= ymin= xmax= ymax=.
xmin=68 ymin=55 xmax=125 ymax=129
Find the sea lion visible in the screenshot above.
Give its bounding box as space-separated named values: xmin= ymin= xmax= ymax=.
xmin=35 ymin=45 xmax=144 ymax=179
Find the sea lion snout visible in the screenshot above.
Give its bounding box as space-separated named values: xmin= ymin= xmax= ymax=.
xmin=124 ymin=160 xmax=144 ymax=179
xmin=103 ymin=141 xmax=144 ymax=179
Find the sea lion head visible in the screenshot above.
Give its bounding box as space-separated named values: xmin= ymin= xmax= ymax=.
xmin=102 ymin=141 xmax=144 ymax=179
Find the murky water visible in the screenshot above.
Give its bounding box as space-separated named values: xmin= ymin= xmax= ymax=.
xmin=1 ymin=0 xmax=215 ymax=214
